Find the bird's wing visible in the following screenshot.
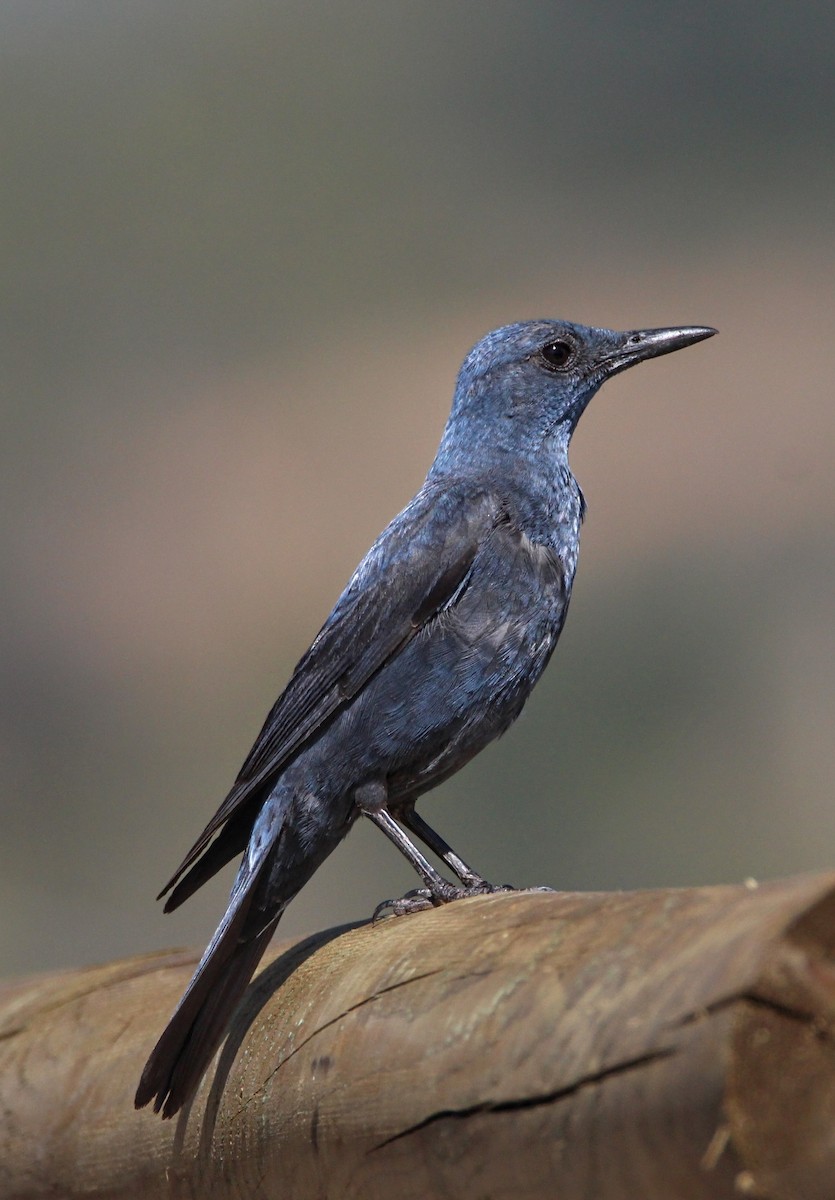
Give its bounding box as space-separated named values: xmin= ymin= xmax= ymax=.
xmin=159 ymin=482 xmax=501 ymax=899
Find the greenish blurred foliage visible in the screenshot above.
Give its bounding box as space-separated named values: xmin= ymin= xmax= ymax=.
xmin=1 ymin=1 xmax=833 ymax=974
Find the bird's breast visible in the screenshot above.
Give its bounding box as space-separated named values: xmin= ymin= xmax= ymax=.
xmin=450 ymin=524 xmax=570 ymax=678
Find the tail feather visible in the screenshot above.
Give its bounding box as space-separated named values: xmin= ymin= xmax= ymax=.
xmin=135 ymin=869 xmax=280 ymax=1118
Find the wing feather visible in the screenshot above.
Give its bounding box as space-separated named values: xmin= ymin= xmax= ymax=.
xmin=158 ymin=482 xmax=500 ymax=899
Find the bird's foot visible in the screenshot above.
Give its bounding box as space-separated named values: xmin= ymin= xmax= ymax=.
xmin=372 ymin=879 xmax=468 ymax=920
xmin=373 ymin=879 xmax=553 ymax=921
xmin=372 ymin=888 xmax=438 ymax=920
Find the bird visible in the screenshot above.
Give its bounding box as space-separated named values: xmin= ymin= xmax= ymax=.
xmin=135 ymin=317 xmax=716 ymax=1117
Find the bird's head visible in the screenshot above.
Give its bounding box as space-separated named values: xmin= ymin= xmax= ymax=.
xmin=433 ymin=318 xmax=716 ymax=473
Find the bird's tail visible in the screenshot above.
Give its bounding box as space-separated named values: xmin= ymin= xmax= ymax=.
xmin=135 ymin=861 xmax=280 ymax=1119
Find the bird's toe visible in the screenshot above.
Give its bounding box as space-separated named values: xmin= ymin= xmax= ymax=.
xmin=372 ymin=888 xmax=437 ymax=921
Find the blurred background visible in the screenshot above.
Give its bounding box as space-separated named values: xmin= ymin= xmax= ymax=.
xmin=2 ymin=1 xmax=834 ymax=976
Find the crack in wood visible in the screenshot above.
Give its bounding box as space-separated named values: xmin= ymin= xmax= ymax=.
xmin=675 ymin=990 xmax=821 ymax=1031
xmin=372 ymin=1046 xmax=676 ymax=1151
xmin=281 ymin=967 xmax=443 ymax=1066
xmin=238 ymin=967 xmax=444 ymax=1112
xmin=0 ymin=957 xmax=197 ymax=1039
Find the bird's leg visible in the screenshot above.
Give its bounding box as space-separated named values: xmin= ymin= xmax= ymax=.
xmin=355 ymin=782 xmax=461 ymax=915
xmin=357 ymin=784 xmax=533 ymax=919
xmin=393 ymin=801 xmax=557 ymax=910
xmin=400 ymin=806 xmax=489 ymax=889
xmin=400 ymin=806 xmax=558 ymax=901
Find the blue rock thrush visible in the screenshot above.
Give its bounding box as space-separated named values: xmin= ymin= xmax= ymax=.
xmin=136 ymin=318 xmax=716 ymax=1116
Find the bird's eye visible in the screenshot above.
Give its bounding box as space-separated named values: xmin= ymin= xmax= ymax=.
xmin=540 ymin=340 xmax=574 ymax=370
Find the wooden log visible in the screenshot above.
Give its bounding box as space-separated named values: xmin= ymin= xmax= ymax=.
xmin=2 ymin=874 xmax=835 ymax=1199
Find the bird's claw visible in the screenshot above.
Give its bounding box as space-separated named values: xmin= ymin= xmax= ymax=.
xmin=372 ymin=879 xmax=554 ymax=921
xmin=372 ymin=888 xmax=438 ymax=921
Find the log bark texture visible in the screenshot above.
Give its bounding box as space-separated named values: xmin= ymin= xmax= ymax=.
xmin=3 ymin=874 xmax=835 ymax=1199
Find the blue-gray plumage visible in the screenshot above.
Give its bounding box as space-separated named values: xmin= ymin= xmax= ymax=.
xmin=136 ymin=317 xmax=716 ymax=1117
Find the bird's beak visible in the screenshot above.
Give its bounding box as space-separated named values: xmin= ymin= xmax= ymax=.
xmin=603 ymin=325 xmax=717 ymax=376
